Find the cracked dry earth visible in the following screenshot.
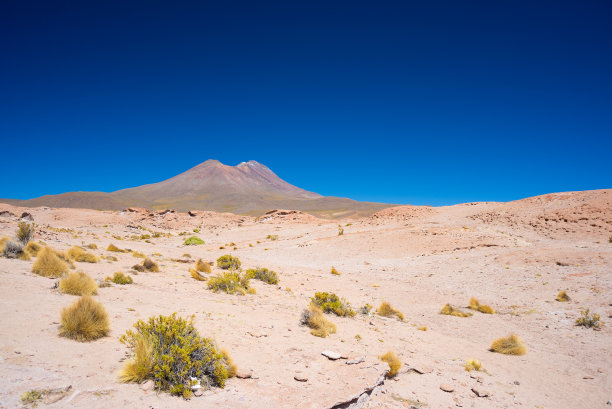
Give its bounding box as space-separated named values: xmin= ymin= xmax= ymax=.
xmin=0 ymin=189 xmax=611 ymax=409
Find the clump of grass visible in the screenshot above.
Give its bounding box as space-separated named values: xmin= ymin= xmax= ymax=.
xmin=216 ymin=255 xmax=241 ymax=270
xmin=190 ymin=268 xmax=207 ymax=281
xmin=377 ymin=302 xmax=404 ymax=321
xmin=245 ymin=267 xmax=278 ymax=285
xmin=17 ymin=222 xmax=35 ymax=244
xmin=143 ymin=258 xmax=159 ymax=272
xmin=86 ymin=243 xmax=98 ymax=249
xmin=440 ymin=303 xmax=472 ymax=317
xmin=67 ymin=246 xmax=99 ymax=263
xmin=119 ymin=314 xmax=235 ymax=397
xmin=107 ymin=243 xmax=126 ymax=252
xmin=131 ymin=250 xmax=146 ymax=258
xmin=184 ymin=236 xmax=205 ymax=246
xmin=59 ymin=271 xmax=98 ymax=295
xmin=338 ymin=225 xmax=344 ymax=236
xmin=208 ymin=271 xmax=250 ymax=295
xmin=331 ymin=266 xmax=340 ymax=275
xmin=195 ymin=259 xmax=211 ymax=273
xmin=300 ymin=304 xmax=337 ymax=337
xmin=360 ymin=303 xmax=373 ymax=315
xmin=464 ymin=358 xmax=483 ymax=371
xmin=32 ymin=247 xmax=69 ymax=278
xmin=0 ymin=236 xmax=9 ymax=253
xmin=21 ymin=389 xmax=46 ymax=407
xmin=576 ymin=309 xmax=602 ymax=329
xmin=24 ymin=241 xmax=42 ymax=257
xmin=490 ymin=334 xmax=527 ymax=355
xmin=266 ymin=234 xmax=278 ymax=241
xmin=109 ymin=272 xmax=133 ymax=285
xmin=132 ymin=264 xmax=146 ymax=272
xmin=379 ymin=351 xmax=401 ymax=377
xmin=59 ymin=296 xmax=109 ymax=342
xmin=311 ymin=292 xmax=356 ymax=317
xmin=556 ymin=291 xmax=571 ymax=302
xmin=2 ymin=240 xmax=24 ymax=259
xmin=468 ymin=297 xmax=495 ymax=314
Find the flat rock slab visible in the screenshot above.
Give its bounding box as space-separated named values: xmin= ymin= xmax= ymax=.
xmin=472 ymin=387 xmax=490 ymax=397
xmin=346 ymin=356 xmax=366 ymax=365
xmin=322 ymin=350 xmax=343 ymax=360
xmin=440 ymin=383 xmax=454 ymax=393
xmin=294 ymin=374 xmax=308 ymax=382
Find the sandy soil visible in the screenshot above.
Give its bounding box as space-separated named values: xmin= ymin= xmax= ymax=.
xmin=0 ymin=189 xmax=610 ymax=409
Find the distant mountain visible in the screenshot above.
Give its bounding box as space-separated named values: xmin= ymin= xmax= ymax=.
xmin=1 ymin=160 xmax=392 ymax=218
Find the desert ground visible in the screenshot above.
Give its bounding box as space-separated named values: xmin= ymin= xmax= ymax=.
xmin=0 ymin=189 xmax=610 ymax=409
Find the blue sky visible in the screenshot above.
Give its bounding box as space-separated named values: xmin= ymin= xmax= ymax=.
xmin=1 ymin=1 xmax=610 ymax=206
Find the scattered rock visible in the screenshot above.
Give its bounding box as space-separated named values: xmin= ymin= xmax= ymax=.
xmin=20 ymin=212 xmax=34 ymax=221
xmin=346 ymin=356 xmax=366 ymax=365
xmin=236 ymin=370 xmax=253 ymax=379
xmin=193 ymin=389 xmax=204 ymax=397
xmin=440 ymin=383 xmax=454 ymax=393
xmin=0 ymin=211 xmax=15 ymax=217
xmin=42 ymin=385 xmax=72 ymax=404
xmin=140 ymin=380 xmax=155 ymax=391
xmin=583 ymin=375 xmax=594 ymax=380
xmin=294 ymin=374 xmax=308 ymax=382
xmin=409 ymin=364 xmax=433 ymax=374
xmin=247 ymin=331 xmax=268 ymax=338
xmin=322 ymin=350 xmax=342 ymax=360
xmin=188 ymin=211 xmax=198 ymax=217
xmin=471 ymin=387 xmax=490 ymax=397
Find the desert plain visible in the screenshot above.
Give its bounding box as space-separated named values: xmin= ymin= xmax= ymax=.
xmin=0 ymin=189 xmax=610 ymax=409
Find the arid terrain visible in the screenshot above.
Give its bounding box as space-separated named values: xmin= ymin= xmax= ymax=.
xmin=0 ymin=189 xmax=610 ymax=409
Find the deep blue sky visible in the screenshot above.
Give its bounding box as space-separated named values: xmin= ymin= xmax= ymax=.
xmin=1 ymin=1 xmax=610 ymax=205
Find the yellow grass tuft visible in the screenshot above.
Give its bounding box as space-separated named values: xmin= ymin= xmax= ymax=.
xmin=24 ymin=241 xmax=42 ymax=257
xmin=379 ymin=351 xmax=401 ymax=377
xmin=220 ymin=349 xmax=237 ymax=378
xmin=119 ymin=334 xmax=154 ymax=383
xmin=377 ymin=302 xmax=404 ymax=321
xmin=142 ymin=258 xmax=159 ymax=272
xmin=464 ymin=358 xmax=483 ymax=371
xmin=67 ymin=246 xmax=99 ymax=263
xmin=131 ymin=250 xmax=145 ymax=259
xmin=490 ymin=334 xmax=526 ymax=355
xmin=86 ymin=243 xmax=98 ymax=249
xmin=190 ymin=268 xmax=207 ymax=281
xmin=303 ymin=305 xmax=337 ymax=338
xmin=440 ymin=303 xmax=472 ymax=317
xmin=32 ymin=247 xmax=69 ymax=278
xmin=0 ymin=236 xmax=9 ymax=252
xmin=331 ymin=266 xmax=340 ymax=275
xmin=107 ymin=243 xmax=126 ymax=252
xmin=59 ymin=271 xmax=98 ymax=295
xmin=556 ymin=291 xmax=570 ymax=302
xmin=109 ymin=271 xmax=133 ymax=285
xmin=195 ymin=259 xmax=211 ymax=273
xmin=59 ymin=296 xmax=110 ymax=342
xmin=468 ymin=297 xmax=495 ymax=314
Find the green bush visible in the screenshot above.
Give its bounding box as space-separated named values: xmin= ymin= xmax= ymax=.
xmin=311 ymin=292 xmax=356 ymax=317
xmin=208 ymin=271 xmax=251 ymax=295
xmin=184 ymin=236 xmax=205 ymax=246
xmin=216 ymin=255 xmax=241 ymax=270
xmin=576 ymin=309 xmax=602 ymax=329
xmin=119 ymin=314 xmax=234 ymax=397
xmin=245 ymin=267 xmax=278 ymax=285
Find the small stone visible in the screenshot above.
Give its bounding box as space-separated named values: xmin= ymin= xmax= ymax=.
xmin=471 ymin=387 xmax=490 ymax=397
xmin=321 ymin=350 xmax=342 ymax=360
xmin=513 ymin=380 xmax=520 ymax=385
xmin=583 ymin=375 xmax=594 ymax=379
xmin=440 ymin=383 xmax=454 ymax=393
xmin=294 ymin=374 xmax=308 ymax=382
xmin=236 ymin=370 xmax=252 ymax=379
xmin=193 ymin=389 xmax=204 ymax=397
xmin=346 ymin=356 xmax=366 ymax=365
xmin=140 ymin=380 xmax=155 ymax=391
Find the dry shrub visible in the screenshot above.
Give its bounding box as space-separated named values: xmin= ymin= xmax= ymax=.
xmin=216 ymin=255 xmax=241 ymax=270
xmin=67 ymin=246 xmax=99 ymax=263
xmin=195 ymin=259 xmax=211 ymax=273
xmin=59 ymin=271 xmax=98 ymax=295
xmin=131 ymin=250 xmax=146 ymax=259
xmin=468 ymin=297 xmax=495 ymax=314
xmin=576 ymin=309 xmax=602 ymax=329
xmin=331 ymin=266 xmax=340 ymax=275
xmin=464 ymin=358 xmax=482 ymax=371
xmin=86 ymin=243 xmax=98 ymax=249
xmin=32 ymin=247 xmax=69 ymax=278
xmin=59 ymin=296 xmax=109 ymax=342
xmin=300 ymin=305 xmax=336 ymax=337
xmin=220 ymin=349 xmax=237 ymax=378
xmin=379 ymin=351 xmax=401 ymax=377
xmin=132 ymin=264 xmax=146 ymax=272
xmin=24 ymin=241 xmax=42 ymax=257
xmin=190 ymin=268 xmax=207 ymax=281
xmin=110 ymin=272 xmax=133 ymax=285
xmin=0 ymin=236 xmax=9 ymax=252
xmin=119 ymin=334 xmax=154 ymax=383
xmin=2 ymin=240 xmax=24 ymax=259
xmin=17 ymin=222 xmax=35 ymax=244
xmin=490 ymin=334 xmax=527 ymax=355
xmin=245 ymin=267 xmax=278 ymax=285
xmin=208 ymin=271 xmax=250 ymax=295
xmin=143 ymin=258 xmax=159 ymax=272
xmin=107 ymin=244 xmax=126 ymax=252
xmin=377 ymin=302 xmax=404 ymax=321
xmin=440 ymin=303 xmax=472 ymax=317
xmin=556 ymin=291 xmax=570 ymax=302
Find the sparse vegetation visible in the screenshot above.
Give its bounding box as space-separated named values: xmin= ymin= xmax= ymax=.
xmin=216 ymin=255 xmax=241 ymax=270
xmin=2 ymin=240 xmax=24 ymax=259
xmin=338 ymin=225 xmax=344 ymax=236
xmin=464 ymin=358 xmax=483 ymax=371
xmin=21 ymin=389 xmax=45 ymax=407
xmin=17 ymin=222 xmax=35 ymax=244
xmin=86 ymin=243 xmax=98 ymax=249
xmin=556 ymin=291 xmax=571 ymax=302
xmin=195 ymin=259 xmax=211 ymax=273
xmin=131 ymin=250 xmax=145 ymax=258
xmin=576 ymin=309 xmax=602 ymax=329
xmin=132 ymin=264 xmax=146 ymax=272
xmin=468 ymin=297 xmax=494 ymax=314
xmin=109 ymin=272 xmax=133 ymax=285
xmin=377 ymin=302 xmax=404 ymax=321
xmin=266 ymin=234 xmax=278 ymax=241
xmin=107 ymin=243 xmax=127 ymax=252
xmin=245 ymin=267 xmax=278 ymax=285
xmin=360 ymin=303 xmax=373 ymax=315
xmin=32 ymin=247 xmax=69 ymax=278
xmin=67 ymin=246 xmax=99 ymax=263
xmin=24 ymin=241 xmax=42 ymax=257
xmin=490 ymin=334 xmax=527 ymax=355
xmin=190 ymin=268 xmax=207 ymax=281
xmin=331 ymin=266 xmax=340 ymax=275
xmin=119 ymin=314 xmax=235 ymax=397
xmin=184 ymin=236 xmax=205 ymax=246
xmin=300 ymin=304 xmax=337 ymax=337
xmin=143 ymin=258 xmax=160 ymax=272
xmin=208 ymin=271 xmax=250 ymax=295
xmin=440 ymin=303 xmax=472 ymax=317
xmin=379 ymin=351 xmax=401 ymax=377
xmin=311 ymin=292 xmax=356 ymax=317
xmin=59 ymin=271 xmax=98 ymax=295
xmin=59 ymin=296 xmax=110 ymax=342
